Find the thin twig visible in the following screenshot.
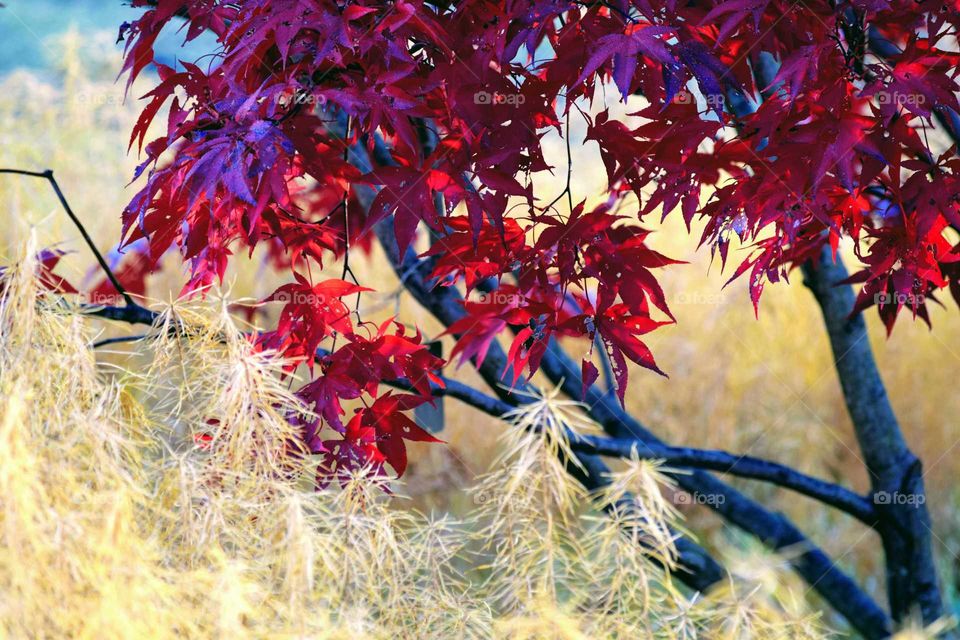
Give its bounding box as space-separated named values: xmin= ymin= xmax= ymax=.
xmin=0 ymin=168 xmax=138 ymax=308
xmin=91 ymin=334 xmax=149 ymax=349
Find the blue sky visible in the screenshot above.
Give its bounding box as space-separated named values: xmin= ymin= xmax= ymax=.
xmin=0 ymin=0 xmax=214 ymax=74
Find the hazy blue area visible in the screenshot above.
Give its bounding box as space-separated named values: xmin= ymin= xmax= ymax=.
xmin=0 ymin=0 xmax=215 ymax=75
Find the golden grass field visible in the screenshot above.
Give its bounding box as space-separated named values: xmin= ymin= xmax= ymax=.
xmin=0 ymin=30 xmax=958 ymax=639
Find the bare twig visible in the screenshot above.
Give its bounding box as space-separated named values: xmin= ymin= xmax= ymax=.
xmin=0 ymin=168 xmax=140 ymax=309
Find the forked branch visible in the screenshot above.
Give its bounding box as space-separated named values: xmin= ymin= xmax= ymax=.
xmin=0 ymin=168 xmax=140 ymax=310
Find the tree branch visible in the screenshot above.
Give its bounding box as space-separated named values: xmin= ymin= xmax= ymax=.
xmin=802 ymin=245 xmax=945 ymax=627
xmin=570 ymin=436 xmax=875 ymax=523
xmin=0 ymin=168 xmax=138 ymax=309
xmin=414 ymin=374 xmax=876 ymax=525
xmin=84 ymin=302 xmax=159 ymax=325
xmin=534 ymin=337 xmax=892 ymax=638
xmin=327 ymin=102 xmax=895 ymax=634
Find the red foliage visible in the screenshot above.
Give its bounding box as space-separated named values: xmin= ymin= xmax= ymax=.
xmin=118 ymin=0 xmax=960 ymax=479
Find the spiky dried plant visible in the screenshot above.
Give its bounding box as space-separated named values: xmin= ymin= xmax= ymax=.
xmin=0 ymin=237 xmax=856 ymax=639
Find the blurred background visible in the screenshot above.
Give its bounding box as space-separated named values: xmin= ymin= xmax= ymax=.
xmin=1 ymin=0 xmax=958 ymax=626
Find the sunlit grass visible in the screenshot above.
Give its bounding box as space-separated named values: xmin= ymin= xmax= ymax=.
xmin=0 ymin=235 xmax=856 ymax=638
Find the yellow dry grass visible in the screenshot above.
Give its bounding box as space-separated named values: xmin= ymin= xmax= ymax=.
xmin=0 ymin=234 xmax=843 ymax=638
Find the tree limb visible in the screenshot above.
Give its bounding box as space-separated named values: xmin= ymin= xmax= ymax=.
xmin=340 ymin=144 xmax=892 ymax=638
xmin=534 ymin=337 xmax=892 ymax=638
xmin=569 ymin=435 xmax=876 ymax=523
xmin=0 ymin=168 xmax=138 ymax=309
xmin=802 ymin=245 xmax=945 ymax=628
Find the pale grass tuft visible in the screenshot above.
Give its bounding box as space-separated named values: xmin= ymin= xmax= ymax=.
xmin=0 ymin=240 xmax=840 ymax=638
xmin=473 ymin=385 xmax=593 ymax=609
xmin=598 ymin=455 xmax=685 ymax=566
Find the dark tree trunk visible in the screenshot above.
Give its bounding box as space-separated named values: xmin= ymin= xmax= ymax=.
xmin=803 ymin=245 xmax=946 ymax=628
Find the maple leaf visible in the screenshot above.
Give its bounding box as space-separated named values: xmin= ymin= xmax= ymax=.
xmin=362 ymin=165 xmax=463 ymax=257
xmin=316 ymin=393 xmax=443 ymax=479
xmin=770 ymin=45 xmax=827 ymax=101
xmin=573 ymin=25 xmax=676 ymax=100
xmin=587 ymin=303 xmax=668 ymax=406
xmin=289 ymin=318 xmax=444 ymax=478
xmin=362 ymin=392 xmax=443 ymax=476
xmin=264 ymin=276 xmax=369 ymax=364
xmin=701 ymin=0 xmax=771 ymax=43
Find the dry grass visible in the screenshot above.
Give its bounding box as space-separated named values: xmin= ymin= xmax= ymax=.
xmin=0 ymin=235 xmax=850 ymax=638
